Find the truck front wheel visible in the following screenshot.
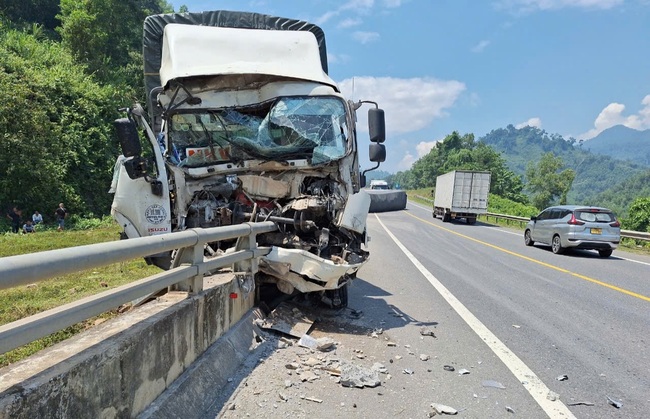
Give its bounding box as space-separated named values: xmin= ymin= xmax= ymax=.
xmin=325 ymin=282 xmax=349 ymax=309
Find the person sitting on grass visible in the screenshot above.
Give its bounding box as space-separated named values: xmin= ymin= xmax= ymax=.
xmin=23 ymin=220 xmax=35 ymax=234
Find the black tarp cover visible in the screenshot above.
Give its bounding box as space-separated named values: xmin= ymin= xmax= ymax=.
xmin=143 ymin=10 xmax=329 ymax=104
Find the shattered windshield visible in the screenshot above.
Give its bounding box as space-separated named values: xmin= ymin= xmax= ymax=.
xmin=167 ymin=96 xmax=349 ymax=167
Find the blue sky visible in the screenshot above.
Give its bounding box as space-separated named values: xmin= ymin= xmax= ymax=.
xmin=175 ymin=0 xmax=650 ymax=173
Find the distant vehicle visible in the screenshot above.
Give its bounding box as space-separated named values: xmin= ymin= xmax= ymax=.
xmin=369 ymin=179 xmax=390 ymax=190
xmin=524 ymin=205 xmax=620 ymax=257
xmin=433 ymin=170 xmax=490 ymax=224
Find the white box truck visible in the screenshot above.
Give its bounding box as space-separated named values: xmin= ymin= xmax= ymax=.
xmin=433 ymin=170 xmax=491 ymax=224
xmin=109 ymin=10 xmax=387 ymax=308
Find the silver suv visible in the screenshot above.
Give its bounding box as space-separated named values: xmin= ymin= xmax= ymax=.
xmin=524 ymin=205 xmax=620 ymax=257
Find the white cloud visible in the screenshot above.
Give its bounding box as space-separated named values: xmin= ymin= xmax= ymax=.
xmin=496 ymin=0 xmax=623 ymax=13
xmin=416 ymin=140 xmax=439 ymax=157
xmin=338 ymin=18 xmax=363 ymax=28
xmin=579 ymin=95 xmax=650 ymax=140
xmin=352 ymin=31 xmax=380 ymax=44
xmin=471 ymin=40 xmax=491 ymax=53
xmin=515 ymin=117 xmax=542 ymax=129
xmin=327 ymin=53 xmax=351 ymax=64
xmin=315 ymin=0 xmax=403 ymax=25
xmin=398 ymin=152 xmax=415 ymax=170
xmin=338 ymin=76 xmax=466 ymax=134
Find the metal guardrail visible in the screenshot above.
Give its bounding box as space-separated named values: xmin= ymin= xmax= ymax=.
xmin=0 ymin=221 xmax=277 ymax=355
xmin=412 ymin=195 xmax=650 ymax=242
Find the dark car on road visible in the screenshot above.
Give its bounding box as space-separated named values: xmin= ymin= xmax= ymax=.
xmin=524 ymin=205 xmax=620 ymax=257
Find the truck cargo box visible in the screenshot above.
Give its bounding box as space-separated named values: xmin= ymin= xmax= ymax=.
xmin=433 ymin=170 xmax=491 ymax=224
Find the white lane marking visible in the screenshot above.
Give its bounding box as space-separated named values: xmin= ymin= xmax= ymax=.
xmin=408 ymin=201 xmax=650 ymax=261
xmin=375 ymin=213 xmax=576 ymax=419
xmin=619 ymin=257 xmax=650 ymax=267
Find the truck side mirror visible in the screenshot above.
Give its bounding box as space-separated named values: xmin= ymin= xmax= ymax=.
xmin=114 ymin=118 xmax=142 ymax=158
xmin=360 ymin=174 xmax=367 ymax=188
xmin=369 ymin=143 xmax=386 ymax=163
xmin=368 ymin=108 xmax=385 ymax=143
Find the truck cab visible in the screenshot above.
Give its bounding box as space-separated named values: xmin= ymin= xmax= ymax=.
xmin=110 ymin=11 xmax=386 ymax=307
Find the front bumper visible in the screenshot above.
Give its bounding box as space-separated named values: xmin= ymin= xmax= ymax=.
xmin=259 ymin=247 xmax=365 ymax=293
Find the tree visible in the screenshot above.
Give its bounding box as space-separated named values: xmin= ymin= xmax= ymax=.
xmin=0 ymin=22 xmax=122 ymax=218
xmin=57 ymin=0 xmax=173 ymax=88
xmin=624 ymin=197 xmax=650 ymax=232
xmin=525 ymin=153 xmax=575 ymax=210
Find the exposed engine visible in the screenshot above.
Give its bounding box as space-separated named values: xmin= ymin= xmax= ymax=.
xmin=180 ymin=175 xmax=368 ymax=269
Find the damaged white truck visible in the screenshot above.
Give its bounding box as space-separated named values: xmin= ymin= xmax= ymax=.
xmin=110 ymin=11 xmax=387 ymax=308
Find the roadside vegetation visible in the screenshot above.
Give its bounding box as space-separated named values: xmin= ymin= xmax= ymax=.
xmin=0 ymin=220 xmax=160 ymax=367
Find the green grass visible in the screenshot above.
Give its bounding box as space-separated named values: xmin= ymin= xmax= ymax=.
xmin=0 ymin=223 xmax=160 ymax=367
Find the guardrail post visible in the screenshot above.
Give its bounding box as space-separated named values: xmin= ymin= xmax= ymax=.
xmin=171 ymin=243 xmax=204 ymax=294
xmin=233 ymin=223 xmax=258 ymax=297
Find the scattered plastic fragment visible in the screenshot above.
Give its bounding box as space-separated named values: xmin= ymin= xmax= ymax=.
xmin=305 ymin=396 xmax=323 ymax=403
xmin=458 ymin=369 xmax=470 ymax=375
xmin=297 ymin=334 xmax=318 ymax=349
xmin=420 ymin=327 xmax=437 ymax=338
xmin=403 ymin=368 xmax=414 ymax=375
xmin=430 ymin=403 xmax=458 ymax=415
xmin=505 ymin=406 xmax=515 ymax=413
xmin=420 ymin=354 xmax=430 ymax=361
xmin=512 ymin=325 xmax=521 ymax=328
xmin=556 ymin=374 xmax=568 ymax=381
xmin=607 ymin=396 xmax=622 ymax=409
xmin=482 ymin=380 xmax=506 ymax=389
xmin=567 ymin=401 xmax=594 ymax=406
xmin=443 ymin=365 xmax=455 ymax=372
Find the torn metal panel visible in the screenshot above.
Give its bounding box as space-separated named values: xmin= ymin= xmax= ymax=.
xmin=259 ymin=302 xmax=313 ymax=338
xmin=238 ymin=175 xmax=289 ymax=199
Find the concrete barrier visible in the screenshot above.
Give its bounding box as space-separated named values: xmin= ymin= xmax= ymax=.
xmin=0 ymin=273 xmax=254 ymax=419
xmin=367 ymin=190 xmax=407 ymax=213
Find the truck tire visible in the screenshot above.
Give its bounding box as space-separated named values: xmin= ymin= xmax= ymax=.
xmin=325 ymin=282 xmax=349 ymax=308
xmin=466 ymin=217 xmax=476 ymax=225
xmin=442 ymin=212 xmax=451 ymax=222
xmin=367 ymin=190 xmax=407 ymax=213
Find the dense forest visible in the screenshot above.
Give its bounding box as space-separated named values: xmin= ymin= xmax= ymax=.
xmin=0 ymin=0 xmax=177 ymax=224
xmin=1 ymin=1 xmax=649 ymax=231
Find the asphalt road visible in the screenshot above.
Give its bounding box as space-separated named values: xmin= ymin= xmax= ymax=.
xmin=211 ymin=201 xmax=649 ymax=418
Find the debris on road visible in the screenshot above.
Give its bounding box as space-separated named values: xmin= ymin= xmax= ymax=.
xmin=420 ymin=354 xmax=430 ymax=361
xmin=505 ymin=406 xmax=515 ymax=413
xmin=420 ymin=327 xmax=437 ymax=338
xmin=567 ymin=401 xmax=594 ymax=406
xmin=443 ymin=365 xmax=455 ymax=372
xmin=482 ymin=380 xmax=506 ymax=389
xmin=547 ymin=391 xmax=560 ymax=401
xmin=285 ymin=362 xmax=300 ymax=370
xmin=429 ymin=403 xmax=458 ymax=416
xmin=607 ymin=396 xmax=623 ymax=409
xmin=458 ymin=369 xmax=470 ymax=375
xmin=260 ymin=303 xmax=314 ymax=338
xmin=556 ymin=374 xmax=568 ymax=381
xmin=403 ymin=368 xmax=414 ymax=375
xmin=339 ymin=361 xmax=381 ymax=388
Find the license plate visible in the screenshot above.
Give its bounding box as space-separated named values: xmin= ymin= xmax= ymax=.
xmin=590 ymin=228 xmax=602 ymax=235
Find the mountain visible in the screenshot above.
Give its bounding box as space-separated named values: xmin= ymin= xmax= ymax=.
xmin=581 ymin=125 xmax=650 ymax=166
xmin=480 ymin=125 xmax=648 ymax=215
